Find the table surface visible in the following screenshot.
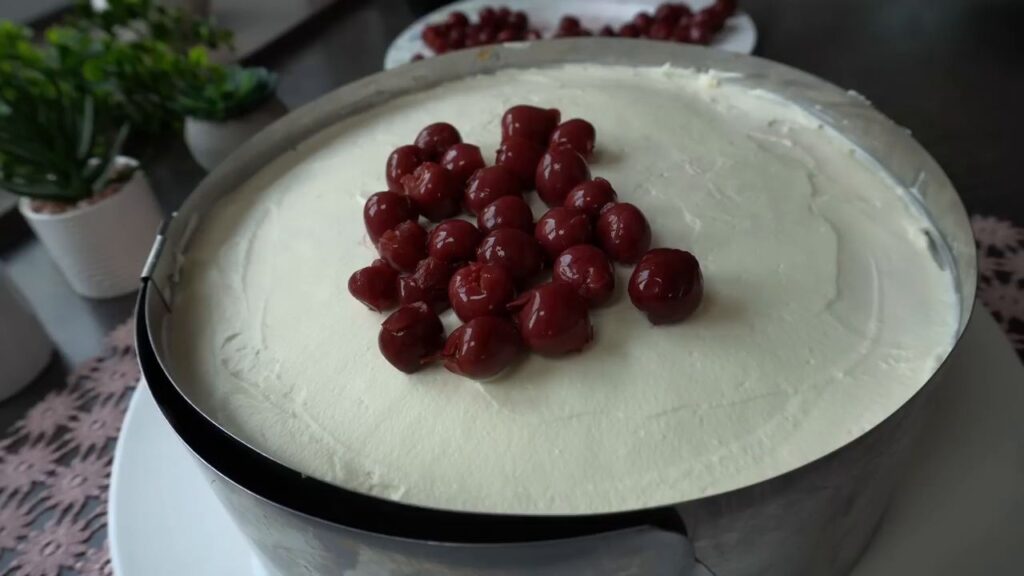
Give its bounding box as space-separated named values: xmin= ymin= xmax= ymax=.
xmin=0 ymin=0 xmax=1021 ymax=422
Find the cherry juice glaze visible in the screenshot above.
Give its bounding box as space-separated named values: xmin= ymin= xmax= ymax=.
xmin=169 ymin=65 xmax=959 ymax=515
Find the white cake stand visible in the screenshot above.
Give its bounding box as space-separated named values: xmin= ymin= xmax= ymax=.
xmin=383 ymin=0 xmax=758 ymax=70
xmin=109 ymin=309 xmax=1024 ymax=576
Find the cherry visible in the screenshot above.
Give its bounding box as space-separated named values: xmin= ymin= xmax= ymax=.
xmin=596 ymin=203 xmax=651 ymax=264
xmin=441 ymin=143 xmax=485 ymax=186
xmin=477 ymin=195 xmax=534 ymax=234
xmin=535 ymin=207 xmax=592 ymax=259
xmin=557 ymin=15 xmax=582 ymax=35
xmin=428 ymin=219 xmax=482 ymax=264
xmin=495 ymin=136 xmax=545 ymax=187
xmin=363 ymin=191 xmax=417 ymax=244
xmin=464 ymin=165 xmax=522 ymax=215
xmin=422 ymin=25 xmax=448 ymax=52
xmin=378 ymin=302 xmax=445 ymax=373
xmin=535 ymin=147 xmax=591 ymax=207
xmin=495 ymin=7 xmax=511 ymax=26
xmin=415 ymin=122 xmax=462 ymax=161
xmin=501 ymin=105 xmax=561 ymax=147
xmin=633 ymin=12 xmax=654 ymax=33
xmin=714 ymin=0 xmax=738 ymax=17
xmin=447 ymin=27 xmax=467 ymax=50
xmin=553 ymin=245 xmax=615 ymax=307
xmin=688 ymin=23 xmax=713 ymax=45
xmin=399 ymin=256 xmax=453 ymax=312
xmin=672 ymin=18 xmax=694 ymax=42
xmin=411 ymin=53 xmax=425 ymax=62
xmin=508 ymin=11 xmax=528 ymax=31
xmin=449 ymin=262 xmax=516 ymax=322
xmin=694 ymin=9 xmax=725 ymax=33
xmin=598 ymin=25 xmax=616 ymax=36
xmin=402 ymin=162 xmax=461 ymax=221
xmin=564 ymin=178 xmax=618 ymax=220
xmin=378 ymin=220 xmax=428 ymax=273
xmin=655 ymin=3 xmax=691 ymax=24
xmin=465 ymin=24 xmax=482 ymax=47
xmin=478 ymin=7 xmax=498 ymax=27
xmin=496 ymin=28 xmax=521 ymax=42
xmin=386 ymin=145 xmax=423 ymax=193
xmin=476 ymin=228 xmax=545 ymax=286
xmin=648 ymin=20 xmax=673 ymax=40
xmin=443 ymin=316 xmax=523 ymax=379
xmin=446 ymin=10 xmax=469 ymax=29
xmin=549 ymin=118 xmax=596 ymax=160
xmin=509 ymin=281 xmax=593 ymax=356
xmin=629 ymin=249 xmax=704 ymax=325
xmin=348 ymin=259 xmax=400 ymax=312
xmin=619 ymin=23 xmax=641 ymax=37
xmin=526 ymin=29 xmax=542 ymax=40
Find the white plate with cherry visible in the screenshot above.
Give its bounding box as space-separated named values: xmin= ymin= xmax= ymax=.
xmin=384 ymin=0 xmax=758 ymax=69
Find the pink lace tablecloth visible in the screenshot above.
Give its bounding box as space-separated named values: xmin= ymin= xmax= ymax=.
xmin=0 ymin=215 xmax=1022 ymax=576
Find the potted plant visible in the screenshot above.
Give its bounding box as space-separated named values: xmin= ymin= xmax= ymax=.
xmin=0 ymin=23 xmax=163 ymax=299
xmin=0 ymin=264 xmax=53 ymax=400
xmin=179 ymin=61 xmax=284 ymax=171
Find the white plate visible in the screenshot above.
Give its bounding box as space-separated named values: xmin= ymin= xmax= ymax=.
xmin=110 ymin=309 xmax=1024 ymax=576
xmin=384 ymin=0 xmax=758 ymax=69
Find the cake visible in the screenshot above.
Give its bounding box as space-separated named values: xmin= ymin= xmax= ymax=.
xmin=168 ymin=64 xmax=959 ymax=515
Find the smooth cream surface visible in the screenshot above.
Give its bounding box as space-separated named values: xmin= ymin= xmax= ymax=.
xmin=169 ymin=65 xmax=959 ymax=514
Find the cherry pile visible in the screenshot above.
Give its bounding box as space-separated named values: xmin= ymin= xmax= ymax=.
xmin=349 ymin=105 xmax=704 ymax=379
xmin=413 ymin=0 xmax=738 ymax=61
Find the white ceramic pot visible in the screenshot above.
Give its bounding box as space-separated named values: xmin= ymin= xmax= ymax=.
xmin=184 ymin=98 xmax=287 ymax=172
xmin=0 ymin=265 xmax=52 ymax=401
xmin=18 ymin=159 xmax=164 ymax=299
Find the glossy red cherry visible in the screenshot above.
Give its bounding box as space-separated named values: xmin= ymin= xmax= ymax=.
xmin=402 ymin=162 xmax=461 ymax=221
xmin=428 ymin=219 xmax=482 ymax=264
xmin=495 ymin=6 xmax=511 ymax=25
xmin=564 ymin=178 xmax=618 ymax=220
xmin=508 ymin=11 xmax=528 ymax=31
xmin=648 ymin=20 xmax=673 ymax=40
xmin=414 ymin=122 xmax=462 ymax=162
xmin=443 ymin=316 xmax=523 ymax=380
xmin=476 ymin=228 xmax=545 ymax=286
xmin=598 ymin=25 xmax=616 ymax=36
xmin=689 ymin=23 xmax=713 ymax=44
xmin=496 ymin=28 xmax=521 ymax=42
xmin=411 ymin=53 xmax=425 ymax=62
xmin=449 ymin=262 xmax=516 ymax=322
xmin=477 ymin=195 xmax=534 ymax=234
xmin=535 ymin=207 xmax=592 ymax=259
xmin=553 ymin=245 xmax=615 ymax=308
xmin=447 ymin=27 xmax=467 ymax=50
xmin=629 ymin=249 xmax=704 ymax=325
xmin=495 ymin=136 xmax=545 ymax=187
xmin=386 ymin=145 xmax=424 ymax=193
xmin=655 ymin=2 xmax=691 ymax=24
xmin=478 ymin=6 xmax=497 ymax=26
xmin=714 ymin=0 xmax=738 ymax=17
xmin=596 ymin=203 xmax=652 ymax=264
xmin=464 ymin=165 xmax=522 ymax=215
xmin=672 ymin=18 xmax=694 ymax=42
xmin=556 ymin=15 xmax=581 ymax=35
xmin=446 ymin=10 xmax=469 ymax=28
xmin=619 ymin=23 xmax=641 ymax=37
xmin=363 ymin=191 xmax=418 ymax=244
xmin=378 ymin=302 xmax=445 ymax=373
xmin=535 ymin=147 xmax=591 ymax=207
xmin=501 ymin=105 xmax=561 ymax=147
xmin=348 ymin=259 xmax=400 ymax=312
xmin=633 ymin=12 xmax=654 ymax=33
xmin=549 ymin=119 xmax=596 ymax=160
xmin=422 ymin=25 xmax=448 ymax=52
xmin=378 ymin=220 xmax=428 ymax=273
xmin=694 ymin=8 xmax=726 ymax=33
xmin=509 ymin=281 xmax=593 ymax=356
xmin=441 ymin=143 xmax=486 ymax=186
xmin=399 ymin=256 xmax=453 ymax=312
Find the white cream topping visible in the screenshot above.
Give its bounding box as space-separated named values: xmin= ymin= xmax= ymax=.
xmin=168 ymin=65 xmax=959 ymax=514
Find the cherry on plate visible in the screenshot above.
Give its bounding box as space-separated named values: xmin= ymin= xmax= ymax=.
xmin=536 ymin=147 xmax=591 ymax=207
xmin=443 ymin=316 xmax=523 ymax=380
xmin=619 ymin=23 xmax=641 ymax=37
xmin=508 ymin=11 xmax=528 ymax=31
xmin=422 ymin=25 xmax=448 ymax=52
xmin=648 ymin=20 xmax=673 ymax=40
xmin=386 ymin=145 xmax=424 ymax=193
xmin=501 ymin=105 xmax=562 ymax=146
xmin=441 ymin=143 xmax=486 ymax=187
xmin=449 ymin=262 xmax=517 ymax=322
xmin=509 ymin=281 xmax=593 ymax=356
xmin=428 ymin=219 xmax=482 ymax=264
xmin=464 ymin=165 xmax=522 ymax=215
xmin=399 ymin=256 xmax=454 ymax=312
xmin=693 ymin=8 xmax=726 ymax=33
xmin=476 ymin=228 xmax=545 ymax=286
xmin=378 ymin=220 xmax=428 ymax=273
xmin=598 ymin=25 xmax=616 ymax=36
xmin=348 ymin=259 xmax=400 ymax=312
xmin=478 ymin=6 xmax=497 ymax=26
xmin=556 ymin=15 xmax=582 ymax=35
xmin=495 ymin=136 xmax=546 ymax=187
xmin=596 ymin=203 xmax=652 ymax=264
xmin=553 ymin=245 xmax=616 ymax=307
xmin=655 ymin=2 xmax=691 ymax=24
xmin=415 ymin=122 xmax=462 ymax=161
xmin=402 ymin=162 xmax=462 ymax=221
xmin=477 ymin=195 xmax=534 ymax=234
xmin=629 ymin=248 xmax=704 ymax=325
xmin=364 ymin=191 xmax=418 ymax=244
xmin=535 ymin=207 xmax=592 ymax=259
xmin=549 ymin=118 xmax=596 ymax=160
xmin=378 ymin=302 xmax=445 ymax=373
xmin=632 ymin=12 xmax=654 ymax=33
xmin=496 ymin=28 xmax=521 ymax=42
xmin=446 ymin=10 xmax=469 ymax=28
xmin=564 ymin=178 xmax=618 ymax=220
xmin=689 ymin=23 xmax=713 ymax=44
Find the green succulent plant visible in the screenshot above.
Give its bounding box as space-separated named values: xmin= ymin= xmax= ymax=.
xmin=176 ymin=54 xmax=278 ymax=121
xmin=0 ymin=23 xmax=128 ymax=204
